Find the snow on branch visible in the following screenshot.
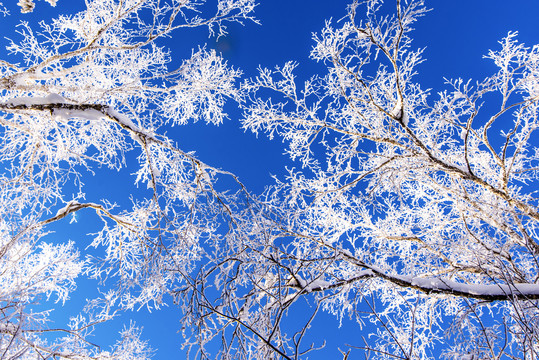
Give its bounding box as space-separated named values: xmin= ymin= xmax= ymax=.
xmin=0 ymin=96 xmax=156 ymax=144
xmin=375 ymin=268 xmax=539 ymax=301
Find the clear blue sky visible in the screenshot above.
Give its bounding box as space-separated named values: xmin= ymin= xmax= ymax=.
xmin=2 ymin=0 xmax=539 ymax=358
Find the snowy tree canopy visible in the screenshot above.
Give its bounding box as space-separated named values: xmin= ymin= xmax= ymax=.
xmin=0 ymin=0 xmax=256 ymax=358
xmin=0 ymin=0 xmax=538 ymax=359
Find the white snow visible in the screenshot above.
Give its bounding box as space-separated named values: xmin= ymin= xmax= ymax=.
xmin=55 ymin=200 xmax=81 ymax=218
xmin=305 ymin=279 xmax=332 ymax=291
xmin=6 ymin=93 xmax=66 ymax=106
xmin=389 ymin=98 xmax=403 ymax=120
xmin=106 ymin=107 xmax=138 ymax=131
xmin=401 ymin=109 xmax=409 ymax=126
xmin=53 ymin=108 xmax=103 ymax=121
xmin=408 ymin=275 xmax=539 ymax=297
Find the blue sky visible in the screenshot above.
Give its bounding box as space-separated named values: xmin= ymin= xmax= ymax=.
xmin=2 ymin=0 xmax=539 ymax=358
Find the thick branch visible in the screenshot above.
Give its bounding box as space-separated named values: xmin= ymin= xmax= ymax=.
xmin=363 ymin=263 xmax=539 ymax=301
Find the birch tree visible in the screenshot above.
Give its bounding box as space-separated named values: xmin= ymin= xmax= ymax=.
xmin=182 ymin=0 xmax=539 ymax=359
xmin=0 ymin=0 xmax=256 ymax=358
xmin=2 ymin=0 xmax=539 ymax=359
